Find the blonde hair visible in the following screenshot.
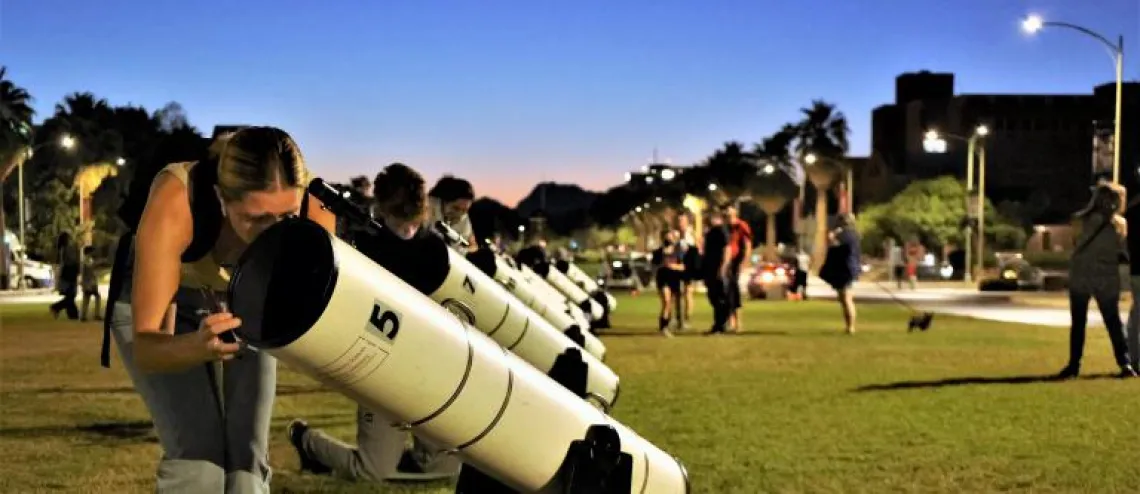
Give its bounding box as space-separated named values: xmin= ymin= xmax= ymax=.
xmin=211 ymin=127 xmax=308 ymax=202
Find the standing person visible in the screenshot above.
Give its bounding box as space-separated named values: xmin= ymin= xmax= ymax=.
xmin=904 ymin=237 xmax=924 ymax=290
xmin=819 ymin=214 xmax=862 ymax=334
xmin=80 ymin=245 xmax=102 ymax=322
xmin=427 ymin=175 xmax=478 ymax=252
xmin=1059 ymin=181 xmax=1137 ymax=379
xmin=651 ymin=230 xmax=686 ymax=335
xmin=288 ymin=163 xmax=462 ymax=483
xmin=887 ymin=238 xmax=904 ymax=289
xmin=677 ymin=213 xmax=700 ymax=327
xmin=49 ymin=232 xmax=80 ymax=320
xmin=112 ymin=126 xmax=337 ymax=493
xmin=725 ymin=204 xmax=753 ymax=332
xmin=702 ymin=208 xmax=733 ymax=334
xmin=1126 ymin=191 xmax=1140 ymax=372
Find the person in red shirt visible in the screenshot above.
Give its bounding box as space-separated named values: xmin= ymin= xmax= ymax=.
xmin=725 ymin=204 xmax=753 ymax=332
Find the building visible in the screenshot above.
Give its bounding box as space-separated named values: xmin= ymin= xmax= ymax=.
xmin=869 ymin=71 xmax=1140 ymax=222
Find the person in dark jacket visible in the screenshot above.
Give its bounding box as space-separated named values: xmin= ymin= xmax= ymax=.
xmin=49 ymin=232 xmax=80 ymax=320
xmin=702 ymin=208 xmax=733 ymax=334
xmin=818 ymin=213 xmax=861 ymax=334
xmin=1060 ymin=181 xmax=1137 ymax=379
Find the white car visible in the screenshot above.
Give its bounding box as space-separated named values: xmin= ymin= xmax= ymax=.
xmin=6 ymin=251 xmax=55 ymax=290
xmin=4 ymin=230 xmax=56 ymax=290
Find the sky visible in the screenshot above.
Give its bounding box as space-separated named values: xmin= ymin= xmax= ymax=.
xmin=2 ymin=0 xmax=1138 ymax=206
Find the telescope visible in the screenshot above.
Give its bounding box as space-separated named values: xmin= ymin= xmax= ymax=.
xmin=554 ymin=259 xmax=618 ymax=313
xmin=553 ymin=259 xmax=617 ymax=330
xmin=309 ymin=178 xmax=618 ymax=410
xmin=227 ymin=217 xmax=689 ymax=493
xmin=519 ymin=257 xmax=606 ymax=330
xmin=514 ymin=261 xmax=594 ymax=333
xmin=468 ymin=249 xmax=607 ymax=361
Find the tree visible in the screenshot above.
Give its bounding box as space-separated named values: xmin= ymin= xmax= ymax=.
xmin=155 ymin=102 xmax=190 ymax=132
xmin=0 ymin=67 xmax=35 ymax=288
xmin=745 ymin=157 xmax=799 ymax=261
xmin=793 ymin=100 xmax=850 ymax=269
xmin=703 ymin=141 xmax=754 ymax=202
xmin=0 ymin=66 xmax=35 ymax=181
xmin=856 ymin=176 xmax=1027 ymax=258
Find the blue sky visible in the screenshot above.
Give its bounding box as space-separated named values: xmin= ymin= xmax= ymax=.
xmin=2 ymin=0 xmax=1137 ymax=205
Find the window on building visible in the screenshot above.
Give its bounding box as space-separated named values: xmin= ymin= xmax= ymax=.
xmin=1042 ymin=230 xmax=1053 ymax=252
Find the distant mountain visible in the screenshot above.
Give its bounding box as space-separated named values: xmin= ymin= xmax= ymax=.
xmin=515 ymin=182 xmax=600 ymax=218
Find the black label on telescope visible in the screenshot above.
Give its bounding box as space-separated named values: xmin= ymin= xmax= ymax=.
xmin=368 ymin=301 xmax=402 ymax=343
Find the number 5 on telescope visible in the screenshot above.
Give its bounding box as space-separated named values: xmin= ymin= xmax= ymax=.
xmin=368 ymin=302 xmax=402 ymax=343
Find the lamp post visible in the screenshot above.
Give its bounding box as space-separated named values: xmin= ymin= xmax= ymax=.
xmin=1022 ymin=14 xmax=1124 ymax=183
xmin=803 ymin=153 xmax=855 ymax=214
xmin=16 ymin=134 xmax=77 ymax=288
xmin=923 ymin=125 xmax=989 ymax=283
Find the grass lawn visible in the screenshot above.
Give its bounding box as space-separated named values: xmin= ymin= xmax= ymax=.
xmin=1 ymin=295 xmax=1138 ymax=493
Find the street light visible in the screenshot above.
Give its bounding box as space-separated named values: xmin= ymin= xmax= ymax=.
xmin=116 ymin=157 xmax=126 ymax=166
xmin=923 ymin=125 xmax=989 ymax=283
xmin=12 ymin=133 xmax=77 ymax=288
xmin=802 ymin=152 xmax=854 ymax=214
xmin=1022 ymin=13 xmax=1124 ymax=183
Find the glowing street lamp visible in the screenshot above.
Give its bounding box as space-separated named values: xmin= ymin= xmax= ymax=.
xmin=1022 ymin=13 xmax=1124 ymax=183
xmin=922 ymin=125 xmax=990 ymax=283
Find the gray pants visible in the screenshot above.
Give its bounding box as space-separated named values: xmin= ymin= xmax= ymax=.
xmin=303 ymin=405 xmax=461 ymax=482
xmin=110 ymin=301 xmax=276 ymax=493
xmin=1126 ymin=276 xmax=1140 ymax=366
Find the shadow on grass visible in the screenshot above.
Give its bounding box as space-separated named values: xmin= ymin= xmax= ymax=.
xmin=855 ymin=373 xmax=1121 ymax=392
xmin=600 ymin=330 xmax=790 ymax=337
xmin=4 ymin=383 xmax=333 ymax=397
xmin=0 ymin=413 xmax=354 ymax=443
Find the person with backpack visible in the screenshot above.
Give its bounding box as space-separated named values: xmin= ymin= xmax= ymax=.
xmin=104 ymin=126 xmax=338 ymax=492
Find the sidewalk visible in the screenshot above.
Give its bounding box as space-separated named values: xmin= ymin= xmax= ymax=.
xmin=802 ymin=277 xmax=1011 ymax=305
xmin=0 ymin=285 xmax=110 ymax=305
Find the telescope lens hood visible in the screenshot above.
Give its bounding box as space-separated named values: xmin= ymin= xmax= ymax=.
xmin=228 ymin=217 xmax=339 ymax=349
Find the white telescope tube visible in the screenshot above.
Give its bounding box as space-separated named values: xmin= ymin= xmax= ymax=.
xmin=517 ymin=263 xmax=592 ymax=330
xmin=467 ymin=250 xmax=604 ymax=361
xmin=227 ymin=219 xmax=688 ymax=493
xmin=349 ymin=229 xmax=617 ymax=409
xmin=515 ymin=263 xmax=606 ymax=358
xmin=557 ymin=260 xmax=618 ymax=313
xmin=539 ymin=263 xmax=605 ymax=322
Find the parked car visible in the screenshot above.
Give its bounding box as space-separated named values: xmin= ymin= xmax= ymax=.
xmin=746 ymin=261 xmax=793 ymax=300
xmin=3 ymin=230 xmax=55 ymax=290
xmin=980 ymin=256 xmax=1044 ymax=291
xmin=599 ymin=252 xmax=653 ymax=291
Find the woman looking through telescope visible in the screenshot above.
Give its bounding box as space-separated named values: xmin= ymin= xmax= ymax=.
xmin=287 ymin=162 xmax=463 ymax=483
xmin=114 ymin=126 xmax=336 ymax=493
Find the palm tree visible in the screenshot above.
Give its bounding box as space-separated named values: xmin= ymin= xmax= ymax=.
xmin=747 ymin=157 xmax=799 ymax=261
xmin=0 ymin=66 xmax=35 ymax=289
xmin=704 ymin=141 xmax=754 ymax=203
xmin=793 ymin=100 xmax=850 ymax=269
xmin=1 ymin=66 xmax=35 ymax=181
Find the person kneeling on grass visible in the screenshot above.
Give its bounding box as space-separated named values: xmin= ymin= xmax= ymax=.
xmin=287 ymin=163 xmax=461 ymax=482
